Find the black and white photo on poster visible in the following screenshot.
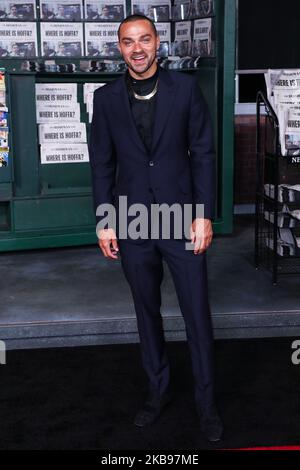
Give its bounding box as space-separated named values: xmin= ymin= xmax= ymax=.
xmin=191 ymin=0 xmax=214 ymax=18
xmin=131 ymin=0 xmax=171 ymax=21
xmin=40 ymin=0 xmax=83 ymax=20
xmin=0 ymin=41 xmax=9 ymax=57
xmin=171 ymin=20 xmax=191 ymax=56
xmin=40 ymin=22 xmax=83 ymax=57
xmin=0 ymin=0 xmax=36 ymax=20
xmin=85 ymin=22 xmax=120 ymax=57
xmin=0 ymin=22 xmax=37 ymax=57
xmin=155 ymin=22 xmax=170 ymax=57
xmin=285 ymin=109 xmax=300 ymax=156
xmin=85 ymin=0 xmax=125 ymax=20
xmin=171 ymin=0 xmax=192 ymax=21
xmin=192 ymin=17 xmax=213 ymax=57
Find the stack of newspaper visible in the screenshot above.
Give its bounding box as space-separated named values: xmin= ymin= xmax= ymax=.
xmin=264 ymin=209 xmax=296 ymax=228
xmin=266 ymin=227 xmax=300 ymax=257
xmin=36 ymin=83 xmax=88 ymax=164
xmin=265 ymin=69 xmax=300 ymax=156
xmin=264 ymin=183 xmax=300 ymax=203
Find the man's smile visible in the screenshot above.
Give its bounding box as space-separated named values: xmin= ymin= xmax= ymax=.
xmin=131 ymin=55 xmax=147 ymax=64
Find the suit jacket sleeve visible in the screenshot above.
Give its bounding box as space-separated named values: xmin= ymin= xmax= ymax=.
xmin=89 ymin=90 xmax=117 ymax=229
xmin=188 ymin=77 xmax=216 ymax=221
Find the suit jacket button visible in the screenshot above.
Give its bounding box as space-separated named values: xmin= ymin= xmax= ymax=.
xmin=149 ymin=160 xmax=154 ymax=167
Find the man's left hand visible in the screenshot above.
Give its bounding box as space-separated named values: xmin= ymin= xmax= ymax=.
xmin=190 ymin=218 xmax=213 ymax=254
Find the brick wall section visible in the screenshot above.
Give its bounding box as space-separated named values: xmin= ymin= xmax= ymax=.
xmin=234 ymin=115 xmax=257 ymax=204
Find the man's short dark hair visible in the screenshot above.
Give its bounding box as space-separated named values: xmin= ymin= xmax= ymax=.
xmin=117 ymin=14 xmax=157 ymax=41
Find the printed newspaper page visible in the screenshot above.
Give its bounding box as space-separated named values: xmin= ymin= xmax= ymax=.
xmin=172 ymin=20 xmax=191 ymax=56
xmin=40 ymin=22 xmax=84 ymax=57
xmin=0 ymin=22 xmax=37 ymax=57
xmin=85 ymin=22 xmax=120 ymax=57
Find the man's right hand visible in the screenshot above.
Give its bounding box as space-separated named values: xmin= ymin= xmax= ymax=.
xmin=98 ymin=228 xmax=119 ymax=259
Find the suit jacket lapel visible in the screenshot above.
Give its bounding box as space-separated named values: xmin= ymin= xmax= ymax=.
xmin=150 ymin=68 xmax=178 ymax=154
xmin=113 ymin=75 xmax=146 ymax=154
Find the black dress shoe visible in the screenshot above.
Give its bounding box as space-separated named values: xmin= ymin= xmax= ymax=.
xmin=199 ymin=406 xmax=224 ymax=443
xmin=134 ymin=392 xmax=172 ymax=427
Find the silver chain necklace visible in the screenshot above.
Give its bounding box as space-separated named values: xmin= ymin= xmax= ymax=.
xmin=131 ymin=78 xmax=159 ymax=101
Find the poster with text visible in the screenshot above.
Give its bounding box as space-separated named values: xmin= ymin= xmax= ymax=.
xmin=0 ymin=22 xmax=37 ymax=57
xmin=40 ymin=143 xmax=89 ymax=164
xmin=172 ymin=20 xmax=191 ymax=56
xmin=85 ymin=22 xmax=120 ymax=57
xmin=35 ymin=83 xmax=78 ymax=103
xmin=36 ymin=102 xmax=81 ymax=123
xmin=40 ymin=22 xmax=84 ymax=57
xmin=38 ymin=123 xmax=87 ymax=144
xmin=192 ymin=17 xmax=213 ymax=57
xmin=155 ymin=22 xmax=170 ymax=57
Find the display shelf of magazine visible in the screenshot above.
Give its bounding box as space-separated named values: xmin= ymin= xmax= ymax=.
xmin=0 ymin=0 xmax=217 ymax=65
xmin=255 ymin=91 xmax=300 ymax=284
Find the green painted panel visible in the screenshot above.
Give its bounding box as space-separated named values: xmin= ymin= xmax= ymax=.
xmin=13 ymin=196 xmax=95 ymax=231
xmin=38 ymin=164 xmax=92 ymax=192
xmin=10 ymin=74 xmax=40 ymax=197
xmin=0 ymin=201 xmax=10 ymax=231
xmin=0 ymin=165 xmax=11 ymax=183
xmin=0 ymin=182 xmax=12 ymax=198
xmin=0 ymin=231 xmax=97 ymax=251
xmin=220 ymin=0 xmax=236 ymax=233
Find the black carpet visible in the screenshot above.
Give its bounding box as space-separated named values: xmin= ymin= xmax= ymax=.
xmin=0 ymin=338 xmax=300 ymax=450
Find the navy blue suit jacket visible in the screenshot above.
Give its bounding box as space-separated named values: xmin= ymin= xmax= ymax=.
xmin=89 ymin=66 xmax=216 ymax=241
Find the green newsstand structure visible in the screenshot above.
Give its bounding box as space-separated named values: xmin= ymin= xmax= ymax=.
xmin=0 ymin=0 xmax=235 ymax=251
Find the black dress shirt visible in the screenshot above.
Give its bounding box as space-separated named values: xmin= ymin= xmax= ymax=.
xmin=126 ymin=66 xmax=160 ymax=156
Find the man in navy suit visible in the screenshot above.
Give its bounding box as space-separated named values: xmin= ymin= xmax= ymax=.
xmin=89 ymin=14 xmax=223 ymax=443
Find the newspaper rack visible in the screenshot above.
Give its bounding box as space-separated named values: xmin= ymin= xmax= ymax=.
xmin=255 ymin=91 xmax=300 ymax=284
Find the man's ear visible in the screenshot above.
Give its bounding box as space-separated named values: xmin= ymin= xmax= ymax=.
xmin=117 ymin=42 xmax=121 ymax=54
xmin=156 ymin=35 xmax=160 ymax=51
